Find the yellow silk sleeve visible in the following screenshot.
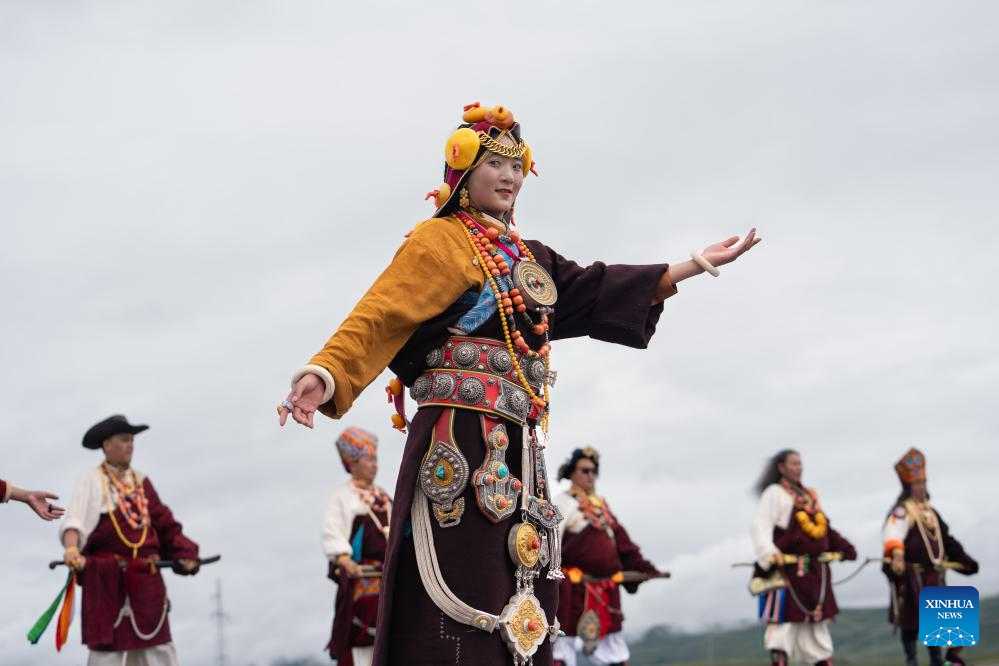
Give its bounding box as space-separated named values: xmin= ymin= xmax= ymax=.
xmin=309 ymin=216 xmax=484 ymax=419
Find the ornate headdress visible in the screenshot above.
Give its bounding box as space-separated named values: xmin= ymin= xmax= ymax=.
xmin=895 ymin=447 xmax=927 ymax=485
xmin=426 ymin=102 xmax=536 ymax=216
xmin=335 ymin=427 xmax=378 ymax=473
xmin=558 ymin=447 xmax=600 ymax=481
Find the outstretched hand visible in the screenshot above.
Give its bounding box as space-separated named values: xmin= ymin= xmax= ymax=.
xmin=655 ymin=228 xmax=763 ymax=296
xmin=278 ymin=373 xmax=325 ymax=429
xmin=702 ymin=228 xmax=761 ymax=268
xmin=18 ymin=489 xmax=64 ymax=521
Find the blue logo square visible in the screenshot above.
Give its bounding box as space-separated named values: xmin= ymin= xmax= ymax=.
xmin=918 ymin=586 xmax=979 ymax=648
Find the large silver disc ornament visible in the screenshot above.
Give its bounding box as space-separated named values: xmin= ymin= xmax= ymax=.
xmin=511 ymin=260 xmax=557 ymax=312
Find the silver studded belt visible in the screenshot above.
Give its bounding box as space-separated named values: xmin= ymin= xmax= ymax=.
xmin=410 ymin=336 xmax=554 ymax=425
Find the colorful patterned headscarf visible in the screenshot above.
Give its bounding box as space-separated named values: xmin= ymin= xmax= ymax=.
xmin=335 ymin=427 xmax=378 ymax=473
xmin=895 ymin=447 xmax=927 ymax=485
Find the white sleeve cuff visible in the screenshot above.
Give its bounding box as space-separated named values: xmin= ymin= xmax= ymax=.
xmin=1 ymin=480 xmax=13 ymax=503
xmin=292 ymin=365 xmax=335 ymax=404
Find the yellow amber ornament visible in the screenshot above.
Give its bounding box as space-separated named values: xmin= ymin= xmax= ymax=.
xmin=446 ymin=128 xmax=480 ymax=170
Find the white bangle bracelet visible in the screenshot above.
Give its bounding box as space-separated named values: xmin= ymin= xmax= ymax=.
xmin=291 ymin=365 xmax=336 ymax=404
xmin=690 ymin=251 xmax=720 ymax=277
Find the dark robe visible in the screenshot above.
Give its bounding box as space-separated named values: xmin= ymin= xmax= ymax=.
xmin=372 ymin=241 xmax=667 ymax=666
xmin=557 ymin=498 xmax=660 ymax=637
xmin=328 ymin=508 xmax=390 ymax=662
xmin=79 ymin=477 xmax=198 ymax=651
xmin=882 ymin=504 xmax=979 ymax=631
xmin=754 ymin=511 xmax=856 ymax=624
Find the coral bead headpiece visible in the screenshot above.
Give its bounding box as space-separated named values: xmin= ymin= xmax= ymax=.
xmin=895 ymin=447 xmax=927 ymax=485
xmin=426 ymin=102 xmax=536 ymax=216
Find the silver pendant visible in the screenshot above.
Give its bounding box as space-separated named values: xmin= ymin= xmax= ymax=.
xmin=473 ymin=417 xmax=521 ymax=523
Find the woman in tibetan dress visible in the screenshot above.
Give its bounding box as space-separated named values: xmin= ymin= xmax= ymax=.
xmin=279 ymin=103 xmax=760 ymax=665
xmin=553 ymin=447 xmax=662 ymax=666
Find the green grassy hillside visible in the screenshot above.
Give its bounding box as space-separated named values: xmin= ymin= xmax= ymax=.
xmin=273 ymin=595 xmax=998 ymax=666
xmin=618 ymin=594 xmax=999 ymax=665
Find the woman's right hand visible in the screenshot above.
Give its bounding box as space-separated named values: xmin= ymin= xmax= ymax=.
xmin=278 ymin=373 xmax=326 ymax=429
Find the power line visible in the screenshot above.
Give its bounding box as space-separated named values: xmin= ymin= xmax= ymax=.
xmin=211 ymin=578 xmax=230 ymax=666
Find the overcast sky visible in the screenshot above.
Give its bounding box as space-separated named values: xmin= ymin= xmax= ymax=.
xmin=2 ymin=1 xmax=997 ymax=664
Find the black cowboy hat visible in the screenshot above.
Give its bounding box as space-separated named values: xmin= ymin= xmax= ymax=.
xmin=82 ymin=414 xmax=149 ymax=450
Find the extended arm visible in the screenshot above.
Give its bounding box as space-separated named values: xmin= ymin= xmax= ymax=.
xmin=280 ymin=218 xmax=483 ymax=428
xmin=653 ymin=228 xmax=761 ymax=304
xmin=1 ymin=479 xmax=64 ymax=521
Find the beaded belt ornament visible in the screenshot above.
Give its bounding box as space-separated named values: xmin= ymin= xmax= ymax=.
xmin=412 ymin=336 xmax=554 ymax=425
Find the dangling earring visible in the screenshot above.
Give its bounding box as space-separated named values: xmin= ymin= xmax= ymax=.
xmin=459 ymin=186 xmax=470 ymax=209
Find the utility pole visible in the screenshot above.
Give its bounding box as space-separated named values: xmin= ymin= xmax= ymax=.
xmin=212 ymin=578 xmax=229 ymax=666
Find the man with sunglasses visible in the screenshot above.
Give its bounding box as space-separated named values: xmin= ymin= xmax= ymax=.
xmin=552 ymin=448 xmax=662 ymax=666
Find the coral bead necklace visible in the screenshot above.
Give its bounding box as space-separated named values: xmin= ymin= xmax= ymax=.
xmin=455 ymin=211 xmax=553 ymax=431
xmin=100 ymin=462 xmax=151 ymax=557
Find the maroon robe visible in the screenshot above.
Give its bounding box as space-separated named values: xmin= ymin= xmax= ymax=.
xmin=79 ymin=477 xmax=198 ymax=651
xmin=0 ymin=479 xmax=8 ymax=501
xmin=328 ymin=508 xmax=390 ymax=662
xmin=557 ymin=497 xmax=660 ymax=637
xmin=882 ymin=505 xmax=979 ymax=631
xmin=754 ymin=512 xmax=856 ymax=623
xmin=372 ymin=241 xmax=668 ymax=666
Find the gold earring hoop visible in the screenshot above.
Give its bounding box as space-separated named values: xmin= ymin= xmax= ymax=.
xmin=459 ymin=186 xmax=470 ymax=209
